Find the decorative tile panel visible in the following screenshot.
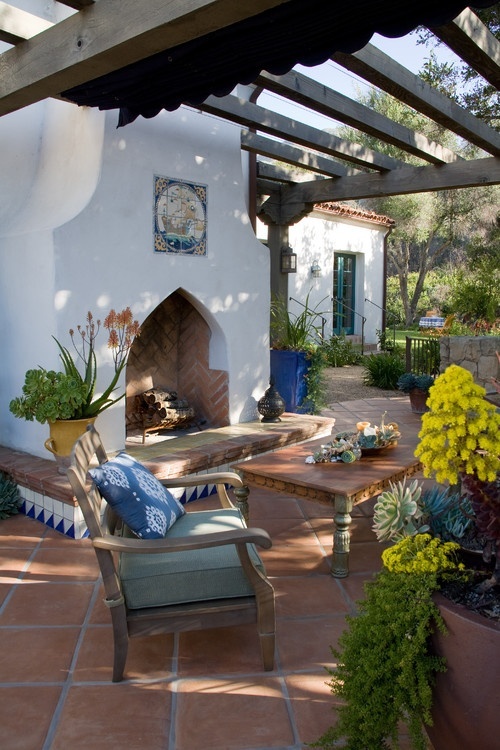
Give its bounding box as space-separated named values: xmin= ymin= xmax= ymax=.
xmin=154 ymin=176 xmax=207 ymax=256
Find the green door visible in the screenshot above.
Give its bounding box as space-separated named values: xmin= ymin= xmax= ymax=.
xmin=333 ymin=254 xmax=356 ymax=335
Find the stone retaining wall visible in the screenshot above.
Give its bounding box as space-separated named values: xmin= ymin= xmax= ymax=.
xmin=440 ymin=336 xmax=500 ymax=390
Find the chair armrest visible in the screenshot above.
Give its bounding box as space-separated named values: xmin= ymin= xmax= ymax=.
xmin=159 ymin=471 xmax=243 ymax=489
xmin=92 ymin=526 xmax=271 ymax=554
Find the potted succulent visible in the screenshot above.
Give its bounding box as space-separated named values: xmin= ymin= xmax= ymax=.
xmin=269 ymin=292 xmax=327 ymax=414
xmin=397 ymin=372 xmax=435 ymax=413
xmin=9 ymin=308 xmax=140 ymax=470
xmin=315 ymin=364 xmax=500 ymax=750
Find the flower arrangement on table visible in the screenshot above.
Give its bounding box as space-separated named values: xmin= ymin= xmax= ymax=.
xmin=305 ymin=413 xmax=401 ymax=464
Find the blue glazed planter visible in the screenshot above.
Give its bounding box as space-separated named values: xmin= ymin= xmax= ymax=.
xmin=270 ymin=349 xmax=311 ymax=413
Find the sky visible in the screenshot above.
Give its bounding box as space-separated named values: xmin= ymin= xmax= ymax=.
xmin=257 ymin=31 xmax=461 ymax=131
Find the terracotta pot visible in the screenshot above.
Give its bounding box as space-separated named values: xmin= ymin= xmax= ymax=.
xmin=408 ymin=387 xmax=429 ymax=414
xmin=44 ymin=417 xmax=96 ymax=474
xmin=427 ymin=593 xmax=500 ymax=750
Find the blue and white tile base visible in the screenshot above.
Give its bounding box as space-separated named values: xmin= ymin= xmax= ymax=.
xmin=17 ymin=476 xmax=222 ymax=539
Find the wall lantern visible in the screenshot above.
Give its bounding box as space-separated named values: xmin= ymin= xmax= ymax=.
xmin=280 ymin=244 xmax=297 ymax=274
xmin=311 ymin=260 xmax=322 ymax=278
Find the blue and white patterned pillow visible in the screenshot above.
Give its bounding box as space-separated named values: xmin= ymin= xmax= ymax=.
xmin=89 ymin=452 xmax=185 ymax=538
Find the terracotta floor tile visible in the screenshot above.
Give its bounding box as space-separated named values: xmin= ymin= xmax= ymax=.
xmin=276 ymin=615 xmax=345 ymax=672
xmin=343 ymin=540 xmax=385 ymax=575
xmin=51 ymin=683 xmax=172 ymax=750
xmin=260 ymin=542 xmax=331 ymax=576
xmin=23 ymin=548 xmax=99 ymax=582
xmin=297 ymin=498 xmax=335 ymax=519
xmin=0 ymin=581 xmax=95 ymax=625
xmin=0 ymin=515 xmax=44 ymax=548
xmin=274 ymin=575 xmax=349 ymax=618
xmin=175 ymin=677 xmax=294 ymax=750
xmin=253 ymin=517 xmax=321 ymax=546
xmin=285 ymin=672 xmax=343 ymax=746
xmin=0 ymin=549 xmax=36 ymax=583
xmin=88 ymin=584 xmax=112 ymax=624
xmin=40 ymin=531 xmax=93 ymax=549
xmin=73 ymin=626 xmax=175 ymax=682
xmin=178 ymin=622 xmax=266 ymax=676
xmin=0 ymin=686 xmax=62 ymax=750
xmin=0 ymin=627 xmax=79 ymax=682
xmin=338 ymin=572 xmax=375 ymax=608
xmin=248 ymin=490 xmax=305 ymax=519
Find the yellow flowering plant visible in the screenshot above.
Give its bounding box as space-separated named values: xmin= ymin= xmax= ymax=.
xmin=415 ymin=364 xmax=500 ymax=486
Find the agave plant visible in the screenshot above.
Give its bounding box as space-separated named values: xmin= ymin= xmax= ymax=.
xmin=373 ymin=478 xmax=428 ymax=542
xmin=420 ymin=485 xmax=474 ymax=541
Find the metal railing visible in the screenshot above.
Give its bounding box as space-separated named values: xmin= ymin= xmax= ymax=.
xmin=288 ymin=296 xmax=327 ymax=340
xmin=364 ymin=297 xmax=396 ymax=347
xmin=405 ymin=336 xmax=440 ymax=376
xmin=331 ymin=297 xmax=366 ymax=355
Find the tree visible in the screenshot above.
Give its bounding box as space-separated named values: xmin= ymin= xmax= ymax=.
xmin=337 ymin=89 xmax=499 ymax=324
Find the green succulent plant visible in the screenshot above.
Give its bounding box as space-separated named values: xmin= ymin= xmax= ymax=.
xmin=397 ymin=372 xmax=435 ymax=394
xmin=0 ymin=472 xmax=20 ymax=519
xmin=9 ymin=369 xmax=89 ymax=424
xmin=373 ymin=478 xmax=428 ymax=542
xmin=420 ymin=485 xmax=474 ymax=541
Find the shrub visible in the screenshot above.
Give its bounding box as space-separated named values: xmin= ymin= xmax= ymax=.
xmin=319 ymin=333 xmax=363 ymax=367
xmin=362 ymin=352 xmax=405 ymax=389
xmin=0 ymin=472 xmax=20 ymax=519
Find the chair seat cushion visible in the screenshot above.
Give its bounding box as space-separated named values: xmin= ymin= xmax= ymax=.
xmin=89 ymin=452 xmax=185 ymax=539
xmin=119 ymin=508 xmax=266 ymax=609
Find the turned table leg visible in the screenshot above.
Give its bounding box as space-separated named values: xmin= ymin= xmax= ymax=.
xmin=233 ymin=483 xmax=250 ymax=524
xmin=331 ymin=494 xmax=353 ymax=578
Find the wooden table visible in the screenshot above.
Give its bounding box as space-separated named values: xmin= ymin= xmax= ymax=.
xmin=232 ymin=433 xmax=421 ymax=578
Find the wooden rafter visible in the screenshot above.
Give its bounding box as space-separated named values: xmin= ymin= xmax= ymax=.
xmin=0 ymin=1 xmax=52 ymax=44
xmin=332 ymin=42 xmax=500 ymax=157
xmin=241 ymin=131 xmax=360 ymax=178
xmin=0 ymin=0 xmax=498 ymax=211
xmin=199 ymin=94 xmax=404 ymax=171
xmin=430 ymin=8 xmax=500 ymax=89
xmin=0 ymin=0 xmax=286 ymax=117
xmin=259 ymin=155 xmax=500 ymax=223
xmin=255 ymin=69 xmax=461 ymax=165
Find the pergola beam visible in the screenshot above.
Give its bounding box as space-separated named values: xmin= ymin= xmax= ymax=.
xmin=259 ymin=156 xmax=500 ymax=224
xmin=0 ymin=1 xmax=52 ymax=44
xmin=255 ymin=69 xmax=461 ymax=164
xmin=199 ymin=94 xmax=404 ymax=171
xmin=332 ymin=42 xmax=500 ymax=156
xmin=430 ymin=9 xmax=500 ymax=89
xmin=0 ymin=0 xmax=286 ymax=116
xmin=282 ymin=156 xmax=500 ymax=204
xmin=241 ymin=130 xmax=359 ymax=178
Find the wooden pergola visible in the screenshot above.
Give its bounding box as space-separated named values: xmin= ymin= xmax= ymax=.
xmin=1 ymin=0 xmax=499 ymax=230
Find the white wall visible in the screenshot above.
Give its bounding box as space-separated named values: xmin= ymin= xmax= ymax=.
xmin=286 ymin=209 xmax=388 ymax=345
xmin=0 ymin=99 xmax=270 ymax=457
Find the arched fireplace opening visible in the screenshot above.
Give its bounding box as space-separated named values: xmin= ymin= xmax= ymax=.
xmin=125 ymin=290 xmax=229 ymax=439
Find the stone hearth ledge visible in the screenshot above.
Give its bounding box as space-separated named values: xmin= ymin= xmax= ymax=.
xmin=0 ymin=414 xmax=335 ymax=538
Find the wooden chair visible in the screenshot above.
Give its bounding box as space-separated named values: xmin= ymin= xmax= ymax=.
xmin=66 ymin=425 xmax=275 ymax=681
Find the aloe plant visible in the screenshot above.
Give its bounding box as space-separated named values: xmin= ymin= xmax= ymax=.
xmin=9 ymin=308 xmax=140 ymax=423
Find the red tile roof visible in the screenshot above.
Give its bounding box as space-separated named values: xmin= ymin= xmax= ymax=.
xmin=314 ymin=202 xmax=395 ymax=227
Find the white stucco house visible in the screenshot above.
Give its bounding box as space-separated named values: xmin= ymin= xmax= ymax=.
xmin=0 ymin=91 xmax=390 ymax=460
xmin=268 ymin=202 xmax=393 ymax=348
